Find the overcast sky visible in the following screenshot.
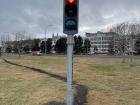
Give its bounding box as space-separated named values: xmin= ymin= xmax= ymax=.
xmin=0 ymin=0 xmax=140 ymax=38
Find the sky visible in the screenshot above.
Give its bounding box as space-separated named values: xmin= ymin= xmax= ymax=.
xmin=0 ymin=0 xmax=140 ymax=38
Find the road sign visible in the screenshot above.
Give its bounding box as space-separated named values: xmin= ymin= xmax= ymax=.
xmin=63 ymin=0 xmax=79 ymax=35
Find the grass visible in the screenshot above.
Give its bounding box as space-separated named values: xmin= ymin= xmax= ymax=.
xmin=0 ymin=57 xmax=66 ymax=105
xmin=1 ymin=55 xmax=140 ymax=105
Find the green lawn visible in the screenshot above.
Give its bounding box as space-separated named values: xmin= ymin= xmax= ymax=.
xmin=1 ymin=55 xmax=140 ymax=105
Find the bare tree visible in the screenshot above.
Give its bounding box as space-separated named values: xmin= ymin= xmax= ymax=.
xmin=127 ymin=23 xmax=140 ymax=64
xmin=13 ymin=31 xmax=35 ymax=57
xmin=0 ymin=32 xmax=12 ymax=54
xmin=110 ymin=21 xmax=140 ymax=63
xmin=110 ymin=23 xmax=129 ymax=62
xmin=13 ymin=31 xmax=26 ymax=57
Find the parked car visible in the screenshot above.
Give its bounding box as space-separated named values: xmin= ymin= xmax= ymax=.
xmin=32 ymin=51 xmax=42 ymax=56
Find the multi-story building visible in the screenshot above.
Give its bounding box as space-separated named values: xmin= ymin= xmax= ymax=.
xmin=86 ymin=31 xmax=116 ymax=54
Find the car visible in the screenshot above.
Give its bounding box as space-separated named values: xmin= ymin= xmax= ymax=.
xmin=32 ymin=51 xmax=42 ymax=56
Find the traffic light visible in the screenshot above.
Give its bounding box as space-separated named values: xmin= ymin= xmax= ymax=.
xmin=63 ymin=0 xmax=79 ymax=35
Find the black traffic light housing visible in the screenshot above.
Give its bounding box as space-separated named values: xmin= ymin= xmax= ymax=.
xmin=63 ymin=0 xmax=79 ymax=35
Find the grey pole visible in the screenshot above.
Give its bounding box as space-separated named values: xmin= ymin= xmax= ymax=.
xmin=67 ymin=35 xmax=74 ymax=105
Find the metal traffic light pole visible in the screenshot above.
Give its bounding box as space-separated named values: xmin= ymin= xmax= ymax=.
xmin=67 ymin=35 xmax=74 ymax=105
xmin=63 ymin=0 xmax=79 ymax=104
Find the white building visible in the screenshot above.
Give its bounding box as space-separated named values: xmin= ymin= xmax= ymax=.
xmin=52 ymin=33 xmax=61 ymax=46
xmin=86 ymin=31 xmax=116 ymax=54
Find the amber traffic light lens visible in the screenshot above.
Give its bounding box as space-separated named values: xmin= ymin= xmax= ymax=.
xmin=65 ymin=4 xmax=77 ymax=17
xmin=67 ymin=0 xmax=76 ymax=4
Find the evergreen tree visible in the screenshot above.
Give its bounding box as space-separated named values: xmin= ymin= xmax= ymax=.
xmin=55 ymin=37 xmax=67 ymax=53
xmin=23 ymin=45 xmax=30 ymax=53
xmin=74 ymin=36 xmax=78 ymax=53
xmin=46 ymin=38 xmax=52 ymax=53
xmin=83 ymin=38 xmax=91 ymax=54
xmin=32 ymin=39 xmax=40 ymax=51
xmin=6 ymin=45 xmax=12 ymax=53
xmin=74 ymin=35 xmax=83 ymax=54
xmin=40 ymin=38 xmax=52 ymax=54
xmin=40 ymin=41 xmax=45 ymax=53
xmin=135 ymin=37 xmax=140 ymax=54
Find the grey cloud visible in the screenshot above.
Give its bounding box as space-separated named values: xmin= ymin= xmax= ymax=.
xmin=0 ymin=0 xmax=140 ymax=38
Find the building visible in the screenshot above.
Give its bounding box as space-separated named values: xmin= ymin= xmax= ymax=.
xmin=86 ymin=31 xmax=116 ymax=54
xmin=52 ymin=33 xmax=61 ymax=46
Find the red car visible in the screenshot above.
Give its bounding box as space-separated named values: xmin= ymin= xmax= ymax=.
xmin=32 ymin=51 xmax=42 ymax=56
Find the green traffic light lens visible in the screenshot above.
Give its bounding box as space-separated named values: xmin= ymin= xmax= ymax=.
xmin=65 ymin=19 xmax=77 ymax=30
